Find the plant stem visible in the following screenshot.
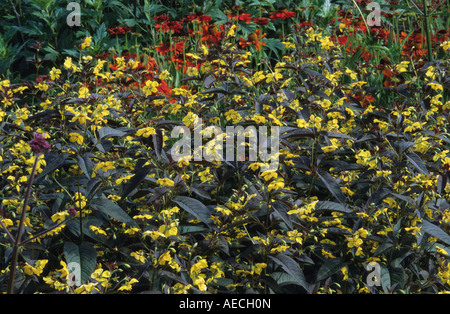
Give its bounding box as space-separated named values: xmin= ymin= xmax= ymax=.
xmin=7 ymin=154 xmax=39 ymax=294
xmin=421 ymin=0 xmax=433 ymax=61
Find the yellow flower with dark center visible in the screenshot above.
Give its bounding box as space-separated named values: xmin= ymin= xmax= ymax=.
xmin=157 ymin=178 xmax=175 ymax=187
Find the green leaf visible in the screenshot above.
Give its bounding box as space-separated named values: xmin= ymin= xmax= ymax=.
xmin=317 ymin=170 xmax=346 ymax=204
xmin=406 ymin=152 xmax=430 ymax=176
xmin=316 ymin=258 xmax=345 ymax=282
xmin=269 ymin=253 xmax=309 ymax=292
xmin=76 ymin=155 xmax=94 ymax=179
xmin=98 ymin=126 xmax=129 ymax=139
xmin=420 ymin=219 xmax=450 ymax=245
xmin=35 ymin=153 xmax=70 ymax=182
xmin=380 ymin=265 xmax=391 ymax=292
xmin=271 ymin=201 xmax=293 ymax=229
xmin=90 ymin=198 xmax=138 ymax=227
xmin=64 ymin=241 xmax=97 ymax=284
xmin=173 ymin=196 xmax=215 ymax=230
xmin=120 ymin=166 xmax=152 ymax=200
xmin=315 ymin=201 xmax=351 ymax=213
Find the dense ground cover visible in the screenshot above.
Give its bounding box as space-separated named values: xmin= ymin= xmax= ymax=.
xmin=0 ymin=0 xmax=450 ymax=294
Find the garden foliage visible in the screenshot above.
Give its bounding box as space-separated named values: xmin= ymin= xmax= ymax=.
xmin=0 ymin=0 xmax=450 ymax=294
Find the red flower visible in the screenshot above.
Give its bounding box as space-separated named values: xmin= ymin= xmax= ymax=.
xmin=293 ymin=20 xmax=315 ymax=31
xmin=183 ymin=11 xmax=212 ymax=24
xmin=238 ymin=29 xmax=266 ymax=50
xmin=228 ymin=13 xmax=252 ymax=24
xmin=371 ymin=27 xmax=389 ymax=40
xmin=155 ymin=41 xmax=186 ymax=56
xmin=95 ymin=52 xmax=111 ymax=60
xmin=331 ymin=35 xmax=348 ymax=46
xmin=107 ymin=26 xmax=132 ymax=35
xmin=269 ymin=7 xmax=296 ymax=21
xmin=36 ymin=75 xmax=49 ymax=83
xmin=155 ymin=42 xmax=171 ymax=55
xmin=29 ymin=132 xmax=51 ymax=155
xmin=155 ymin=20 xmax=183 ymax=34
xmin=253 ymin=17 xmax=269 ymax=25
xmin=153 ymin=14 xmax=170 ymax=23
xmin=200 ymin=23 xmax=223 ymax=44
xmin=157 ymin=80 xmax=171 ymax=95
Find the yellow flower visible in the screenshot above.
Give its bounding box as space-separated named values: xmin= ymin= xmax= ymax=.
xmin=142 ymin=80 xmax=159 ymax=96
xmin=158 ymin=251 xmax=172 ymax=266
xmin=50 ymin=67 xmax=62 ymax=80
xmin=266 ymin=71 xmax=283 ymax=83
xmin=51 ymin=211 xmax=69 ymax=223
xmin=428 ymin=82 xmax=443 ymax=91
xmin=198 ymin=167 xmax=214 ymax=183
xmin=23 ymin=260 xmax=48 ymax=276
xmin=309 ymin=115 xmax=322 ymax=130
xmin=190 ymin=259 xmax=208 ymax=278
xmin=1 ymin=218 xmax=13 ymax=231
xmin=81 ymin=36 xmax=92 ymax=50
xmin=322 ymin=249 xmax=336 ymax=259
xmin=436 ymin=245 xmax=448 ymax=256
xmin=78 ymin=86 xmax=90 ymax=98
xmin=253 ymin=71 xmax=266 ymax=83
xmin=395 ymin=61 xmax=410 ymax=73
xmin=35 ymin=83 xmax=49 ymax=91
xmin=136 ymin=126 xmax=156 ymax=138
xmin=157 ymin=178 xmax=175 ymax=187
xmin=296 ymin=118 xmax=308 ymax=128
xmin=345 ymin=68 xmax=358 ymax=80
xmin=124 ymin=227 xmax=141 ymax=236
xmin=95 ymin=161 xmax=115 ymax=173
xmin=69 ymin=132 xmax=84 ymax=145
xmin=319 ymin=36 xmax=334 ymax=50
xmin=261 ymin=171 xmax=278 ymax=181
xmin=131 ymin=251 xmax=147 ymax=263
xmin=322 ymin=145 xmax=338 ymax=153
xmin=118 ymin=278 xmax=139 ymax=291
xmin=347 ymin=235 xmax=363 ymax=248
xmin=268 ymin=177 xmax=285 ymax=191
xmin=74 ymin=192 xmax=87 ymax=209
xmin=89 ymin=225 xmax=108 ymax=236
xmin=159 ymin=70 xmax=171 ymax=80
xmin=64 ymin=57 xmax=73 ymax=69
xmin=72 ymin=110 xmax=91 ymax=125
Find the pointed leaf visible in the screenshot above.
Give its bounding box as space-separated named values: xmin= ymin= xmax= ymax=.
xmin=420 ymin=219 xmax=450 ymax=245
xmin=406 ymin=152 xmax=430 ymax=176
xmin=173 ymin=196 xmax=215 ymax=230
xmin=271 ymin=201 xmax=293 ymax=229
xmin=90 ymin=198 xmax=137 ymax=227
xmin=35 ymin=153 xmax=70 ymax=182
xmin=64 ymin=241 xmax=97 ymax=284
xmin=98 ymin=126 xmax=129 ymax=139
xmin=269 ymin=253 xmax=309 ymax=292
xmin=317 ymin=170 xmax=346 ymax=204
xmin=76 ymin=155 xmax=94 ymax=179
xmin=316 ymin=201 xmax=351 ymax=213
xmin=120 ymin=166 xmax=151 ymax=200
xmin=316 ymin=258 xmax=346 ymax=282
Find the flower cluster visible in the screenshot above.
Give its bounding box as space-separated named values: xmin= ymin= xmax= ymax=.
xmin=0 ymin=1 xmax=449 ymax=295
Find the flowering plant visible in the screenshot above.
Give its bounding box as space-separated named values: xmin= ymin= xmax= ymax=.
xmin=0 ymin=0 xmax=449 ymax=295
